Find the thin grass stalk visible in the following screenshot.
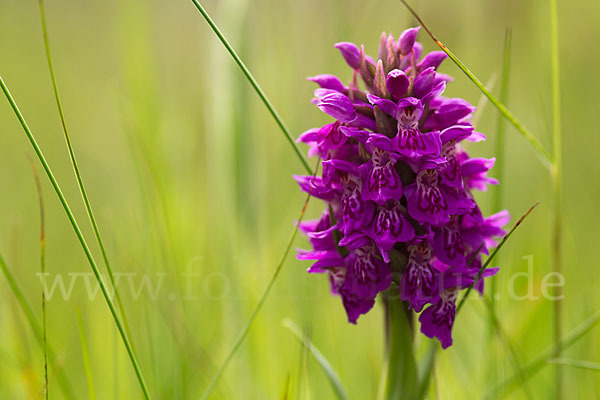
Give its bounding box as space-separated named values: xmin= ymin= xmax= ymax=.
xmin=550 ymin=0 xmax=563 ymax=397
xmin=487 ymin=311 xmax=600 ymax=399
xmin=76 ymin=307 xmax=97 ymax=400
xmin=491 ymin=27 xmax=512 ymax=317
xmin=398 ymin=0 xmax=552 ymax=168
xmin=548 ymin=359 xmax=600 ymax=372
xmin=490 ymin=27 xmax=512 ymax=389
xmin=29 ymin=161 xmax=49 ymax=400
xmin=189 ymin=0 xmax=311 ymax=174
xmin=37 ymin=0 xmax=133 ymax=339
xmin=416 ymin=205 xmax=536 ymax=398
xmin=456 ymin=203 xmax=538 ymax=313
xmin=482 ymin=298 xmax=533 ymax=399
xmin=0 ymin=76 xmax=151 ymax=400
xmin=200 ymin=160 xmax=319 ymax=400
xmin=284 ymin=319 xmax=350 ymax=400
xmin=0 ymin=252 xmax=75 ymax=399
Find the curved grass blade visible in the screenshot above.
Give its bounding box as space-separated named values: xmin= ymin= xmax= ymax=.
xmin=189 ymin=0 xmax=311 ymax=174
xmin=548 ymin=358 xmax=600 ymax=372
xmin=37 ymin=0 xmax=133 ymax=339
xmin=0 ymin=76 xmax=151 ymax=400
xmin=199 ymin=160 xmax=319 ymax=400
xmin=283 ymin=319 xmax=350 ymax=400
xmin=29 ymin=160 xmax=49 ymax=400
xmin=456 ymin=202 xmax=538 ymax=314
xmin=76 ymin=307 xmax=97 ymax=400
xmin=0 ymin=252 xmax=75 ymax=399
xmin=398 ymin=0 xmax=552 ymax=168
xmin=487 ymin=310 xmax=600 ymax=398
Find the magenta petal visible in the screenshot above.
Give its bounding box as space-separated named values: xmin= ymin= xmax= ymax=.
xmin=414 ymin=67 xmax=436 ymax=98
xmin=398 ymin=27 xmax=420 ymax=54
xmin=418 ymin=51 xmax=448 ymax=71
xmin=317 ymin=93 xmax=357 ymax=123
xmin=366 ymin=94 xmax=397 ymax=116
xmin=334 ymin=42 xmax=361 ymax=69
xmin=419 ymin=298 xmax=455 ymax=349
xmin=308 ymin=74 xmax=346 ymax=92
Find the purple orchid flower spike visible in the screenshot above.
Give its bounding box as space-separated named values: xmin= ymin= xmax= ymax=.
xmin=294 ymin=29 xmax=509 ymax=348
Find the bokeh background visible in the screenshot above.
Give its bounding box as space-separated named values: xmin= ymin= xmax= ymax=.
xmin=1 ymin=0 xmax=599 ymax=398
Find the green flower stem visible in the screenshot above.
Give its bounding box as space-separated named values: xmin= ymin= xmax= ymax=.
xmin=382 ymin=290 xmax=418 ymax=400
xmin=190 ymin=0 xmax=311 ymax=174
xmin=0 ymin=76 xmax=151 ymax=400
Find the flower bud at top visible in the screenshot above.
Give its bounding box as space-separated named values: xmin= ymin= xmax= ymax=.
xmin=398 ymin=26 xmax=420 ymax=55
xmin=334 ymin=42 xmax=361 ymax=69
xmin=386 ymin=69 xmax=410 ymax=100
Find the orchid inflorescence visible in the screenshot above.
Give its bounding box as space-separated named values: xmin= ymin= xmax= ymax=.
xmin=295 ymin=27 xmax=509 ymax=348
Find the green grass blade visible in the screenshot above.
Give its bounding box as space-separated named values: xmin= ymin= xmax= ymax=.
xmin=489 ymin=27 xmax=512 ymax=390
xmin=487 ymin=310 xmax=600 ymax=398
xmin=189 ymin=0 xmax=311 ymax=174
xmin=0 ymin=252 xmax=75 ymax=399
xmin=76 ymin=307 xmax=97 ymax=400
xmin=482 ymin=298 xmax=534 ymax=399
xmin=399 ymin=0 xmax=552 ymax=168
xmin=29 ymin=161 xmax=49 ymax=400
xmin=0 ymin=76 xmax=151 ymax=400
xmin=456 ymin=203 xmax=538 ymax=314
xmin=470 ymin=74 xmax=497 ymax=128
xmin=199 ymin=160 xmax=319 ymax=400
xmin=283 ymin=319 xmax=350 ymax=400
xmin=549 ymin=0 xmax=563 ymax=397
xmin=548 ymin=359 xmax=600 ymax=372
xmin=37 ymin=0 xmax=133 ymax=340
xmin=492 ymin=27 xmax=512 ymax=219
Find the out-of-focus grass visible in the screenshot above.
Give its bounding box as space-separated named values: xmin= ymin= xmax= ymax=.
xmin=0 ymin=0 xmax=599 ymax=399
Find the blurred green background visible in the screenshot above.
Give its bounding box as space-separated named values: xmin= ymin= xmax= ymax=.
xmin=1 ymin=0 xmax=599 ymax=398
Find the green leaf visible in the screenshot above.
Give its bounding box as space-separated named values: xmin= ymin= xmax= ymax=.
xmin=283 ymin=319 xmax=350 ymax=400
xmin=487 ymin=310 xmax=600 ymax=398
xmin=549 ymin=358 xmax=600 ymax=372
xmin=415 ymin=341 xmax=438 ymax=400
